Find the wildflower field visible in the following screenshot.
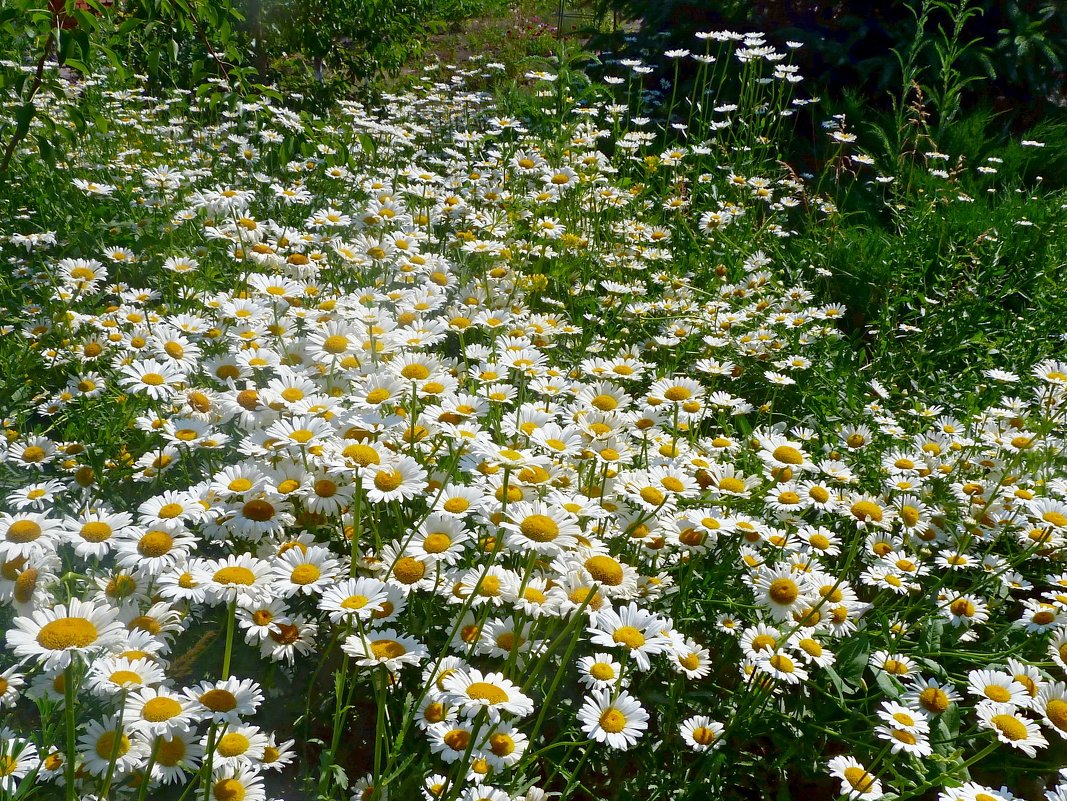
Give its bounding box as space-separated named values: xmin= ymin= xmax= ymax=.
xmin=3 ymin=9 xmax=1067 ymax=801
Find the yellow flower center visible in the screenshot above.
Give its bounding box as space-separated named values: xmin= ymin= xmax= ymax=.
xmin=322 ymin=335 xmax=349 ymax=354
xmin=591 ymin=394 xmax=617 ymax=411
xmin=36 ymin=617 xmax=98 ymax=650
xmin=599 ymin=708 xmax=628 ymax=733
xmin=392 ymin=556 xmax=426 ymax=584
xmin=919 ymin=687 xmax=949 ymax=713
xmin=769 ymin=578 xmax=799 ymax=605
xmin=156 ymin=736 xmax=187 ymax=766
xmin=7 ymin=520 xmax=42 ymax=542
xmin=1045 ymin=699 xmax=1067 ymax=731
xmin=343 ymin=443 xmax=381 ymax=466
xmin=613 ymin=626 xmax=646 ymax=649
xmin=985 ymin=685 xmax=1012 ymax=703
xmin=991 ymin=714 xmax=1028 ymax=741
xmin=589 ymin=662 xmax=616 ymax=681
xmin=374 ymin=470 xmax=404 ymax=492
xmin=217 ymin=732 xmax=251 ymax=757
xmin=769 ymin=653 xmax=795 ymax=673
xmin=109 ymin=670 xmax=142 ymax=686
xmin=443 ymin=729 xmax=470 ymax=751
xmin=519 ymin=514 xmax=559 ymax=542
xmin=291 ymin=564 xmax=321 ymax=585
xmin=850 ymin=500 xmax=883 ymax=522
xmin=585 ymin=555 xmax=624 ymax=585
xmin=142 ymin=696 xmax=183 ymax=722
xmin=949 ymin=598 xmax=975 ymax=617
xmin=423 ymin=533 xmax=451 ymax=553
xmin=213 ymin=566 xmax=256 ymax=586
xmin=94 ymin=730 xmax=130 ymax=760
xmin=139 ymin=530 xmax=174 ymax=558
xmin=466 ymin=682 xmax=508 ymax=704
xmin=241 ymin=500 xmax=275 ymax=522
xmin=692 ymin=726 xmax=717 ymax=745
xmin=772 ymin=445 xmax=803 ymax=465
xmin=843 ymin=767 xmax=875 ymax=791
xmin=213 ymin=778 xmax=246 ymax=801
xmin=489 ymin=733 xmax=515 ymax=756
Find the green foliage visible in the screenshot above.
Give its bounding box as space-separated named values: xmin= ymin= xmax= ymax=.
xmin=597 ymin=0 xmax=1067 ymax=122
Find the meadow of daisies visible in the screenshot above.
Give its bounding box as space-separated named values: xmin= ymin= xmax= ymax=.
xmin=2 ymin=26 xmax=1067 ymax=801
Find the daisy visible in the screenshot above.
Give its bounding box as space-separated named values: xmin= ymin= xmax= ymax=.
xmin=258 ymin=734 xmax=295 ymax=772
xmin=753 ymin=565 xmax=813 ymax=622
xmin=264 ymin=415 xmax=334 ymax=454
xmin=184 ymin=677 xmax=264 ymax=724
xmin=237 ymin=597 xmax=290 ymax=644
xmin=680 ymin=715 xmax=724 ymax=752
xmin=0 ymin=730 xmax=38 ymax=791
xmin=365 ymin=455 xmax=426 ymax=503
xmin=442 ymin=669 xmax=534 ymax=721
xmin=576 ymin=688 xmax=648 ymax=750
xmin=758 ymin=434 xmax=813 ymax=474
xmin=259 ymin=616 xmax=318 ymax=664
xmin=869 ymin=651 xmax=916 ymax=678
xmin=827 ymin=755 xmax=883 ymax=800
xmin=428 ymin=721 xmax=476 ymax=764
xmin=941 ymin=594 xmax=989 ymax=627
xmin=406 ymin=514 xmax=469 ymax=566
xmin=115 ymin=526 xmax=197 ymax=577
xmin=499 ymin=501 xmax=581 ymax=555
xmin=118 ymin=358 xmax=186 ymax=399
xmin=1036 ymin=682 xmax=1067 ymax=739
xmin=968 ymin=669 xmax=1030 ymax=707
xmin=126 ymin=687 xmax=198 ymax=737
xmin=756 ymin=647 xmax=809 ymax=685
xmin=9 ymin=479 xmax=65 ymax=510
xmin=225 ymin=493 xmax=292 ymax=541
xmin=86 ymin=657 xmax=165 ymax=697
xmin=902 ymin=676 xmax=960 ymax=716
xmin=318 ymin=577 xmax=390 ymax=623
xmin=7 ymin=598 xmax=124 ymax=670
xmin=208 ymin=764 xmax=266 ymax=801
xmin=78 ymin=716 xmax=148 ymax=776
xmin=977 ymin=703 xmax=1048 ymax=756
xmin=477 ymin=722 xmax=528 ymax=769
xmin=270 ymin=545 xmax=340 ymax=597
xmin=588 ymin=602 xmax=673 ymax=671
xmin=62 ymin=508 xmax=135 ymax=559
xmin=672 ymin=638 xmax=713 ymax=678
xmin=341 ymin=629 xmax=428 ymax=670
xmin=196 ymin=555 xmax=274 ymax=604
xmin=0 ymin=513 xmax=61 ymax=561
xmin=577 ymin=653 xmax=626 ymax=689
xmin=209 ymin=724 xmax=269 ymax=766
xmin=0 ymin=667 xmax=25 ymax=708
xmin=143 ymin=730 xmax=204 ymax=785
xmin=138 ymin=491 xmax=201 ymax=528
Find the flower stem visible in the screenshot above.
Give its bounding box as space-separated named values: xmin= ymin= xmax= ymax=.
xmin=221 ymin=597 xmax=237 ymax=677
xmin=64 ymin=662 xmax=76 ymax=801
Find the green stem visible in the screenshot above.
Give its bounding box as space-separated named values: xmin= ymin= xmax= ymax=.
xmin=350 ymin=480 xmax=363 ymax=576
xmin=221 ymin=597 xmax=237 ymax=677
xmin=135 ymin=736 xmax=160 ymax=801
xmin=63 ymin=663 xmax=76 ymax=801
xmin=98 ymin=690 xmax=127 ymax=798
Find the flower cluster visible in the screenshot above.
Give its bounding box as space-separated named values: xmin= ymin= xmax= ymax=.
xmin=1 ymin=32 xmax=1066 ymax=801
